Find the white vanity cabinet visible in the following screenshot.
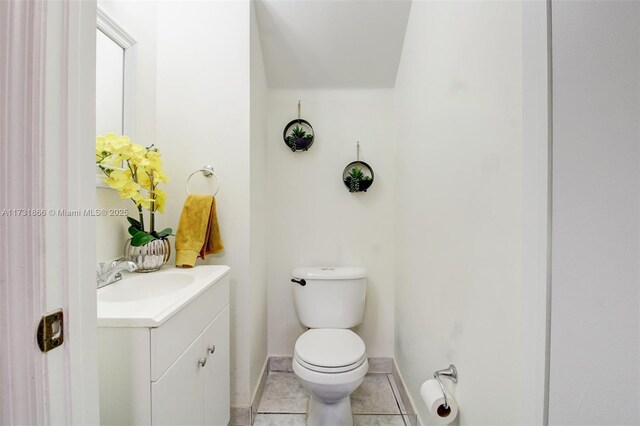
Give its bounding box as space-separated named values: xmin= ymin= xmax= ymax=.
xmin=151 ymin=307 xmax=229 ymax=426
xmin=97 ymin=266 xmax=230 ymax=426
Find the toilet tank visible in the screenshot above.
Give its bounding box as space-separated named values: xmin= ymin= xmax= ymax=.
xmin=292 ymin=267 xmax=366 ymax=329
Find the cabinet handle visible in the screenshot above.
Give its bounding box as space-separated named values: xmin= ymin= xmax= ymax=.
xmin=208 ymin=344 xmax=216 ymax=355
xmin=198 ymin=357 xmax=207 ymax=367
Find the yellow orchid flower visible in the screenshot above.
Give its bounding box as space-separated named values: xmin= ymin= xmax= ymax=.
xmin=131 ymin=192 xmax=143 ymax=204
xmin=146 ymin=151 xmax=163 ymax=171
xmin=138 ymin=196 xmax=154 ymax=210
xmin=108 ymin=134 xmax=130 ymax=154
xmin=152 ymin=169 xmax=169 ymax=184
xmin=103 ymin=169 xmax=132 ymax=190
xmin=119 ymin=181 xmax=141 ymax=200
xmin=137 ymin=171 xmax=152 ymax=189
xmin=153 ymin=188 xmax=167 ymax=213
xmin=96 ymin=134 xmax=172 ymax=239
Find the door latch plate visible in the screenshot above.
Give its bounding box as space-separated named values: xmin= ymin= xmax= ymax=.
xmin=37 ymin=309 xmax=64 ymax=352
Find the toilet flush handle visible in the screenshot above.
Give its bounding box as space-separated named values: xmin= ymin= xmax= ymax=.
xmin=291 ymin=278 xmax=306 ymax=286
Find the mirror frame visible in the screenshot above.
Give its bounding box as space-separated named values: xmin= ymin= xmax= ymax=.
xmin=96 ymin=6 xmax=137 ymax=188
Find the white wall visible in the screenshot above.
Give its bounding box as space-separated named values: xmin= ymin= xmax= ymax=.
xmin=155 ymin=0 xmax=254 ymax=406
xmin=549 ymin=1 xmax=640 ymax=424
xmin=249 ymin=0 xmax=269 ymax=401
xmin=393 ymin=1 xmax=546 ymax=424
xmin=96 ymin=0 xmax=158 ymax=262
xmin=266 ymin=89 xmax=396 ymax=358
xmin=94 ymin=0 xmax=268 ymax=409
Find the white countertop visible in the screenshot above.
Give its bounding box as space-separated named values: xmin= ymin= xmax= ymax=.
xmin=97 ymin=265 xmax=230 ymax=328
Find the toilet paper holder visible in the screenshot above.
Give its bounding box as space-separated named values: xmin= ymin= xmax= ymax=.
xmin=433 ymin=364 xmax=458 ymax=409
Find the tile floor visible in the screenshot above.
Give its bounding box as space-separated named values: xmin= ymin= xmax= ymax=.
xmin=254 ymin=372 xmax=411 ymax=426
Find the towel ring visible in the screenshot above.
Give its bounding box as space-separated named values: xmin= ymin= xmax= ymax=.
xmin=185 ymin=165 xmax=220 ymax=196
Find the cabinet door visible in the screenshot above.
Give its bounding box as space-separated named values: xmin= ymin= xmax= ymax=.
xmin=152 ymin=332 xmax=205 ymax=426
xmin=203 ymin=306 xmax=230 ymax=426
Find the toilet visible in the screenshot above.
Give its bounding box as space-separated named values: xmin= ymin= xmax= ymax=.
xmin=291 ymin=267 xmax=368 ymax=426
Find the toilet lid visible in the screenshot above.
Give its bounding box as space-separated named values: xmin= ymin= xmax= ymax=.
xmin=294 ymin=329 xmax=366 ymax=371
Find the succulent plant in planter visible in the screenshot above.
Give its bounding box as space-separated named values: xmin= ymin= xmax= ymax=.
xmin=344 ymin=165 xmax=372 ymax=192
xmin=286 ymin=125 xmax=314 ymax=151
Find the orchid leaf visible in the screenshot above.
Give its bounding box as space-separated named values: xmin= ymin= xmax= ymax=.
xmin=128 ymin=226 xmax=140 ymax=237
xmin=157 ymin=228 xmax=173 ymax=238
xmin=127 ymin=216 xmax=143 ymax=231
xmin=131 ymin=231 xmax=154 ymax=247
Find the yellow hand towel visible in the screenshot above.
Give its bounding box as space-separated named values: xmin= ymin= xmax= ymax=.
xmin=175 ymin=195 xmax=215 ymax=267
xmin=203 ymin=197 xmax=224 ymax=256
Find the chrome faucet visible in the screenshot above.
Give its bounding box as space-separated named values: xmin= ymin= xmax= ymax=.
xmin=97 ymin=258 xmax=138 ymax=288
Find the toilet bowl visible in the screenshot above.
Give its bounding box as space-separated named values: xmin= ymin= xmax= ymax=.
xmin=291 ymin=266 xmax=368 ymax=426
xmin=293 ymin=329 xmax=368 ymax=426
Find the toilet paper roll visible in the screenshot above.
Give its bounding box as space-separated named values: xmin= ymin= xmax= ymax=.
xmin=420 ymin=379 xmax=458 ymax=425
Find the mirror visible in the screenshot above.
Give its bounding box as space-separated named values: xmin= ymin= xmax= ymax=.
xmin=96 ymin=28 xmax=124 ymax=135
xmin=95 ymin=7 xmax=136 ymax=187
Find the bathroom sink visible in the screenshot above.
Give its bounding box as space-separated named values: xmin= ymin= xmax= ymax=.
xmin=97 ymin=265 xmax=230 ymax=328
xmin=98 ymin=272 xmax=195 ymax=302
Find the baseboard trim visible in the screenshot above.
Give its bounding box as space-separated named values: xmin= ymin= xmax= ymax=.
xmin=251 ymin=358 xmax=269 ymax=424
xmin=229 ymin=358 xmax=270 ymax=426
xmin=392 ymin=360 xmax=419 ymax=426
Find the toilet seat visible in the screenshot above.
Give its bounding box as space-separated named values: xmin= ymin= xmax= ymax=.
xmin=294 ymin=329 xmax=366 ymax=373
xmin=295 ymin=353 xmax=366 ymax=373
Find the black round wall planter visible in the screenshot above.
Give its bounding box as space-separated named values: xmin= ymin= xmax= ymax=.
xmin=283 ymin=119 xmax=314 ymax=152
xmin=343 ymin=161 xmax=374 ymax=193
